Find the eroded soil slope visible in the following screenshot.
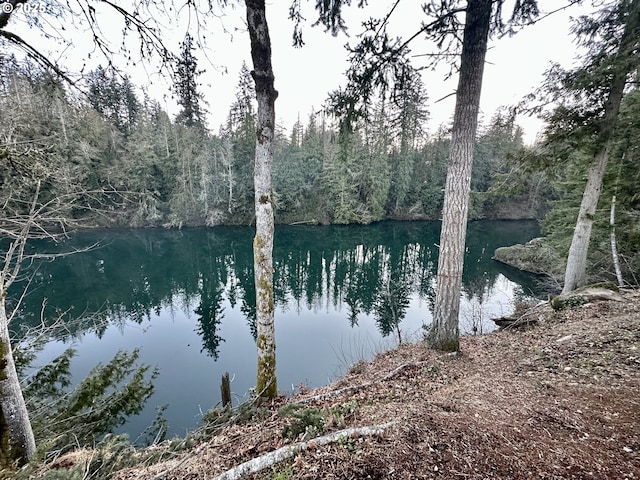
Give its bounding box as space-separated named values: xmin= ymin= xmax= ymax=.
xmin=98 ymin=290 xmax=640 ymax=479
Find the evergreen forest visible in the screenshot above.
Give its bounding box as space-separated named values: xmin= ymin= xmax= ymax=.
xmin=0 ymin=57 xmax=548 ymax=227
xmin=1 ymin=52 xmax=637 ymax=283
xmin=1 ymin=0 xmax=639 ymax=473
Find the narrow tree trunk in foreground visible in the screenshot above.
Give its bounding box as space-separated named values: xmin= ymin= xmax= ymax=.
xmin=562 ymin=145 xmax=613 ymax=293
xmin=246 ymin=0 xmax=278 ymax=399
xmin=562 ymin=0 xmax=639 ymax=293
xmin=610 ymin=194 xmax=624 ymax=288
xmin=429 ymin=0 xmax=492 ymax=352
xmin=0 ymin=297 xmax=36 ymax=467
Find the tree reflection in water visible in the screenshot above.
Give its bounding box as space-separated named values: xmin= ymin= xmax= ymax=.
xmin=12 ymin=221 xmax=545 ymax=437
xmin=15 ymin=221 xmax=544 ymax=344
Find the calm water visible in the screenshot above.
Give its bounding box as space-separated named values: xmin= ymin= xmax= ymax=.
xmin=13 ymin=220 xmax=542 ymax=440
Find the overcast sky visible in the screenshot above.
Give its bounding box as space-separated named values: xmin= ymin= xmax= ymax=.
xmin=182 ymin=0 xmax=593 ymax=144
xmin=9 ymin=1 xmax=596 ymax=143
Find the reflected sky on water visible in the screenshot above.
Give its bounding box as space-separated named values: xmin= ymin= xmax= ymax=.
xmin=13 ymin=220 xmax=543 ymax=439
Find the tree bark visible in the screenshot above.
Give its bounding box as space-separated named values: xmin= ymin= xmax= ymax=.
xmin=429 ymin=0 xmax=492 ymax=351
xmin=610 ymin=194 xmax=624 ymax=288
xmin=0 ymin=297 xmax=36 ymax=467
xmin=562 ymin=0 xmax=639 ymax=293
xmin=246 ymin=0 xmax=278 ymax=399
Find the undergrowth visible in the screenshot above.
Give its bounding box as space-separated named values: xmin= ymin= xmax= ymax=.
xmin=278 ymin=400 xmax=357 ymax=441
xmin=13 ymin=397 xmax=273 ymax=480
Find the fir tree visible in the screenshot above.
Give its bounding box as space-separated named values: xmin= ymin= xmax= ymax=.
xmin=174 ymin=33 xmax=206 ymax=130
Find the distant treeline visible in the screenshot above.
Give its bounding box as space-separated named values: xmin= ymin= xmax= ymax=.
xmin=0 ymin=57 xmax=550 ymax=229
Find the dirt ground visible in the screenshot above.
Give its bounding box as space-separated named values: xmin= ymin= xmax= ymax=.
xmin=56 ymin=289 xmax=640 ymax=479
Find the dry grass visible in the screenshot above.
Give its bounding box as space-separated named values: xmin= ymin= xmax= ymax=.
xmin=45 ymin=290 xmax=640 ymax=479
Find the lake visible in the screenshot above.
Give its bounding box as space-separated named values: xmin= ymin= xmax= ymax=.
xmin=12 ymin=220 xmax=543 ymax=441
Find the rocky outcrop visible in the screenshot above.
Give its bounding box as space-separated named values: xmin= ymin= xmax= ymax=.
xmin=550 ymin=283 xmax=625 ymax=310
xmin=492 ymin=237 xmax=564 ymax=279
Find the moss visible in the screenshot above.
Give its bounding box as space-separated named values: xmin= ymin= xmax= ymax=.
xmin=267 ymin=463 xmax=294 ymax=480
xmin=257 ymin=277 xmax=274 ymax=313
xmin=425 ymin=325 xmax=460 ymax=352
xmin=437 ymin=340 xmax=460 ymax=352
xmin=551 ymin=282 xmax=622 ymax=310
xmin=0 ymin=337 xmax=10 ymax=471
xmin=0 ymin=338 xmax=8 ymax=382
xmin=427 ymin=335 xmax=460 ymax=353
xmin=0 ymin=403 xmax=11 ymax=473
xmin=256 ymin=334 xmax=277 ymax=398
xmin=0 ymin=341 xmax=26 ymax=469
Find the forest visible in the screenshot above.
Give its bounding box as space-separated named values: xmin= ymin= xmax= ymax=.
xmin=0 ymin=0 xmax=639 ymax=474
xmin=1 ymin=50 xmax=637 ymax=282
xmin=1 ymin=54 xmax=548 ymax=229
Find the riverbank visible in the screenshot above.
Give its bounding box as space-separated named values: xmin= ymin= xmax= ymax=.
xmin=25 ymin=289 xmax=640 ymax=479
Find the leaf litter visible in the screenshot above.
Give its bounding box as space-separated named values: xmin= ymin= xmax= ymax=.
xmin=44 ymin=290 xmax=640 ymax=479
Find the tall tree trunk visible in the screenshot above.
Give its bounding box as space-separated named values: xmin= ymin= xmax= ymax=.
xmin=610 ymin=194 xmax=624 ymax=288
xmin=429 ymin=0 xmax=492 ymax=351
xmin=246 ymin=0 xmax=278 ymax=399
xmin=0 ymin=297 xmax=36 ymax=467
xmin=562 ymin=0 xmax=639 ymax=293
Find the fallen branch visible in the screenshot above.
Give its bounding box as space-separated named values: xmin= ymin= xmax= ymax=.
xmin=381 ymin=362 xmax=424 ymax=381
xmin=297 ymin=383 xmax=371 ymax=404
xmin=298 ymin=362 xmax=425 ymax=404
xmin=211 ymin=422 xmax=396 ymax=480
xmin=493 ymin=302 xmax=551 ymax=330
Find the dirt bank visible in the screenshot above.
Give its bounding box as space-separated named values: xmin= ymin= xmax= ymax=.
xmin=40 ymin=290 xmax=640 ymax=479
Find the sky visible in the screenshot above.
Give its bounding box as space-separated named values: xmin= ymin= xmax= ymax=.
xmin=168 ymin=0 xmax=593 ymax=144
xmin=6 ymin=1 xmax=596 ymax=143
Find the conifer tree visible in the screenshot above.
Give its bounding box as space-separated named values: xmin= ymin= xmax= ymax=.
xmin=174 ymin=33 xmax=206 ymax=130
xmin=558 ymin=0 xmax=640 ymax=292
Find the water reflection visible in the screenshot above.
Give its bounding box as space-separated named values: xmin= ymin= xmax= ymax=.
xmin=13 ymin=220 xmax=543 ymax=437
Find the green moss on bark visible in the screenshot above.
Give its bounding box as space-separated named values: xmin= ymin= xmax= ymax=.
xmin=0 ymin=338 xmax=8 ymax=382
xmin=256 ymin=334 xmax=277 ymax=398
xmin=430 ymin=338 xmax=460 ymax=352
xmin=426 ymin=329 xmax=460 ymax=352
xmin=0 ymin=338 xmax=8 ymax=470
xmin=0 ymin=338 xmax=24 ymax=470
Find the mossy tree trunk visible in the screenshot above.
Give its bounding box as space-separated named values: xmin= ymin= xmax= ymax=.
xmin=0 ymin=185 xmax=39 ymax=468
xmin=0 ymin=295 xmax=36 ymax=468
xmin=246 ymin=0 xmax=278 ymax=399
xmin=562 ymin=0 xmax=639 ymax=293
xmin=429 ymin=0 xmax=492 ymax=351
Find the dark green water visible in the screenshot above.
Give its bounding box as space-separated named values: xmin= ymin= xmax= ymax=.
xmin=13 ymin=220 xmax=542 ymax=440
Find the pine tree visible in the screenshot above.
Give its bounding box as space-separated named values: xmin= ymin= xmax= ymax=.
xmin=559 ymin=0 xmax=640 ymax=292
xmin=227 ymin=62 xmax=255 ymax=133
xmin=225 ymin=64 xmax=257 ymax=221
xmin=86 ymin=66 xmax=140 ymax=135
xmin=174 ymin=33 xmax=206 ymax=130
xmin=388 ymin=71 xmax=429 ymax=214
